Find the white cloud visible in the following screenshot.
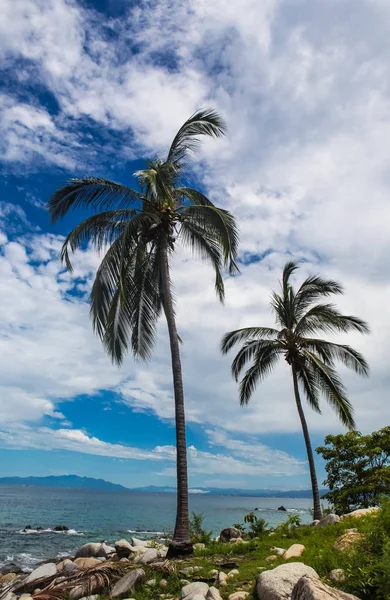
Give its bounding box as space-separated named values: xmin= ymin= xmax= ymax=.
xmin=0 ymin=0 xmax=390 ymax=484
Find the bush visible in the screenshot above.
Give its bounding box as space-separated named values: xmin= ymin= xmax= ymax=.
xmin=189 ymin=512 xmax=212 ymax=544
xmin=243 ymin=511 xmax=268 ymax=538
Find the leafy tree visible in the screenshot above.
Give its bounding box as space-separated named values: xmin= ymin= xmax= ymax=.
xmin=48 ymin=109 xmax=239 ymax=557
xmin=317 ymin=427 xmax=390 ymax=514
xmin=221 ymin=261 xmax=369 ymax=521
xmin=243 ymin=511 xmax=268 ymax=537
xmin=189 ymin=512 xmax=212 ymax=544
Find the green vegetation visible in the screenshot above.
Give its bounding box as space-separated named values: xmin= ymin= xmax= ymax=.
xmin=113 ymin=504 xmax=390 ymax=600
xmin=189 ymin=512 xmax=213 ymax=544
xmin=221 ymin=261 xmax=370 ymax=520
xmin=317 ymin=426 xmax=390 ymax=514
xmin=48 ymin=109 xmax=238 ymax=556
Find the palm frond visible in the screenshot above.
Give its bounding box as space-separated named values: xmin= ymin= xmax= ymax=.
xmin=60 ymin=209 xmax=138 ymax=272
xmin=232 ymin=339 xmax=282 ymax=381
xmin=295 ymin=362 xmax=321 ymax=414
xmin=179 ymin=219 xmax=225 ymax=301
xmin=302 ymin=338 xmax=370 ymax=377
xmin=176 ymin=187 xmax=215 ymax=207
xmin=294 ymin=275 xmax=343 ymax=318
xmin=303 ymin=350 xmax=356 ymax=429
xmin=179 ymin=205 xmax=239 ymax=275
xmin=239 ymin=346 xmax=280 ymax=406
xmin=221 ymin=326 xmax=280 ymax=354
xmin=282 ymin=260 xmax=299 ymax=289
xmin=48 ymin=178 xmax=142 ymax=222
xmin=295 ymin=303 xmax=370 ymax=336
xmin=167 ymin=109 xmax=226 ymax=166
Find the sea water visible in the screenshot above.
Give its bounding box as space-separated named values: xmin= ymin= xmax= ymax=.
xmin=0 ymin=486 xmax=313 ymax=570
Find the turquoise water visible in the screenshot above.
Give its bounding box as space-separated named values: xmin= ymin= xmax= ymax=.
xmin=0 ymin=486 xmax=313 ymax=570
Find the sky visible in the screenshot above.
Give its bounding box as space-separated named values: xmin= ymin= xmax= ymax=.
xmin=0 ymin=0 xmax=389 ymax=491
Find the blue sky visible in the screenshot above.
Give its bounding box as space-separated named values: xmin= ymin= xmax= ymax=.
xmin=0 ymin=0 xmax=389 ymax=490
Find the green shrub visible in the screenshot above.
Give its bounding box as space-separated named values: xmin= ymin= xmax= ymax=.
xmin=243 ymin=511 xmax=268 ymax=538
xmin=189 ymin=512 xmax=212 ymax=544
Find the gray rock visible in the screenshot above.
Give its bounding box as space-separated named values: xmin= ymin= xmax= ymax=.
xmin=56 ymin=559 xmax=73 ymax=572
xmin=318 ymin=514 xmax=340 ymax=527
xmin=328 ymin=569 xmax=345 ymax=583
xmin=0 ymin=564 xmax=23 ymax=576
xmin=219 ymin=528 xmax=242 ymax=543
xmin=291 ymin=574 xmax=361 ymax=599
xmin=188 ymin=595 xmax=208 ymax=600
xmin=74 ymin=558 xmax=102 ymax=569
xmin=134 ymin=548 xmax=158 ymax=565
xmin=131 ymin=538 xmax=149 ymax=547
xmin=2 ymin=593 xmax=17 ymax=600
xmin=256 ymin=563 xmax=318 ymax=600
xmin=25 ymin=563 xmax=56 ymax=584
xmin=74 ymin=543 xmax=101 ymax=559
xmin=78 ymin=596 xmax=99 ymax=600
xmin=96 ymin=543 xmax=115 ymax=558
xmin=111 ymin=569 xmax=146 ymax=598
xmin=63 ymin=562 xmax=78 ymax=575
xmin=207 ymin=587 xmax=223 ymax=600
xmin=181 ymin=582 xmax=209 ymax=600
xmin=115 ymin=539 xmax=133 ymax=559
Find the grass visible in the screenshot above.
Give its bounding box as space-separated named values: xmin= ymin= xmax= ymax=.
xmin=96 ymin=508 xmax=390 ymax=600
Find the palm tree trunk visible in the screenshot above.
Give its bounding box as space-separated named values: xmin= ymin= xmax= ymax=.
xmin=291 ymin=366 xmax=322 ymax=521
xmin=161 ymin=242 xmax=193 ymax=558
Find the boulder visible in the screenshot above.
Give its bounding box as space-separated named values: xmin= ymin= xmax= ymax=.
xmin=74 ymin=543 xmax=101 ymax=559
xmin=228 ymin=569 xmax=239 ymax=578
xmin=96 ymin=542 xmax=115 ymax=558
xmin=111 ymin=569 xmax=146 ymax=599
xmin=25 ymin=563 xmax=56 ymax=584
xmin=207 ymin=587 xmax=223 ymax=600
xmin=284 ymin=544 xmax=305 ymax=560
xmin=291 ymin=574 xmax=361 ymax=599
xmin=0 ymin=564 xmax=23 ymax=575
xmin=63 ymin=562 xmax=79 ymax=575
xmin=311 ymin=520 xmax=320 ymax=527
xmin=74 ymin=558 xmax=102 ymax=569
xmin=115 ymin=539 xmax=133 ymax=559
xmin=56 ymin=559 xmax=73 ymax=572
xmin=134 ymin=548 xmax=159 ymax=564
xmin=342 ymin=507 xmax=379 ymax=519
xmin=54 ymin=525 xmax=69 ymax=531
xmin=228 ymin=594 xmax=248 ymax=600
xmin=270 ymin=547 xmax=286 ymax=556
xmin=181 ymin=582 xmax=209 ymax=600
xmin=219 ymin=528 xmax=242 ymax=543
xmin=328 ymin=569 xmax=345 ymax=583
xmin=334 ymin=531 xmax=364 ymax=552
xmin=131 ymin=538 xmax=149 ymax=547
xmin=256 ymin=563 xmax=318 ymax=600
xmin=68 ymin=575 xmax=107 ymax=600
xmin=278 ymin=506 xmax=287 ymax=511
xmin=217 ymin=571 xmax=228 ymax=586
xmin=0 ymin=573 xmax=18 ymax=585
xmin=318 ymin=514 xmax=340 ymax=527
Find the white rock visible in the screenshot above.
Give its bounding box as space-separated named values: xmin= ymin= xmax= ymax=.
xmin=256 ymin=563 xmax=318 ymax=600
xmin=209 ymin=570 xmax=218 ymax=577
xmin=74 ymin=543 xmax=101 ymax=559
xmin=228 ymin=569 xmax=239 ymax=578
xmin=217 ymin=571 xmax=228 ymax=586
xmin=228 ymin=593 xmax=249 ymax=600
xmin=146 ymin=579 xmax=156 ymax=587
xmin=25 ymin=563 xmax=56 ymax=584
xmin=342 ymin=507 xmax=379 ymax=519
xmin=283 ymin=544 xmax=305 ymax=560
xmin=181 ymin=581 xmax=209 ymax=600
xmin=96 ymin=542 xmax=115 ymax=558
xmin=56 ymin=559 xmax=73 ymax=572
xmin=328 ymin=569 xmax=346 ymax=583
xmin=131 ymin=537 xmax=150 ymax=547
xmin=74 ymin=558 xmax=102 ymax=569
xmin=318 ymin=514 xmax=340 ymax=527
xmin=291 ymin=574 xmax=361 ymax=599
xmin=207 ymin=587 xmax=223 ymax=600
xmin=194 ymin=543 xmax=206 ymax=550
xmin=270 ymin=547 xmax=286 ymax=556
xmin=111 ymin=569 xmax=146 ymax=598
xmin=134 ymin=548 xmax=159 ymax=564
xmin=115 ymin=539 xmax=133 ymax=558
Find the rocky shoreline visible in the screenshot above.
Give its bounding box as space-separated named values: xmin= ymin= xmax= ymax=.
xmin=0 ymin=508 xmax=379 ymax=600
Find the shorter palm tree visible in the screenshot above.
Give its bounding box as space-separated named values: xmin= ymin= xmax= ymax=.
xmin=221 ymin=261 xmax=370 ymax=520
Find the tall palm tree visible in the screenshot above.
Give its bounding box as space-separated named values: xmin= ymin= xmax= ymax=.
xmin=221 ymin=261 xmax=369 ymax=520
xmin=48 ymin=109 xmax=239 ymax=557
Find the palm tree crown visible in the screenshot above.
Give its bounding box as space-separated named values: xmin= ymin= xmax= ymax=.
xmin=49 ymin=109 xmax=238 ymax=364
xmin=221 ymin=261 xmax=369 ymax=429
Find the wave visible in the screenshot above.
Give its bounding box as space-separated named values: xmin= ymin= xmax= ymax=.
xmin=127 ymin=529 xmax=164 ymax=535
xmin=0 ymin=553 xmax=37 ymax=571
xmin=16 ymin=528 xmax=84 ymax=536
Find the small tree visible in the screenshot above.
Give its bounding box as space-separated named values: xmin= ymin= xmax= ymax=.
xmin=317 ymin=427 xmax=390 ymax=514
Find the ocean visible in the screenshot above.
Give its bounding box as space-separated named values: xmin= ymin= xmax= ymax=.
xmin=0 ymin=486 xmax=314 ymax=570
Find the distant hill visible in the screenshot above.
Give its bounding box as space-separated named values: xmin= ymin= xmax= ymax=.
xmin=0 ymin=475 xmax=128 ymax=491
xmin=0 ymin=476 xmax=328 ymax=497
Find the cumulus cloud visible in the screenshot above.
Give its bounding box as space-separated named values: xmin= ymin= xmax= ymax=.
xmin=0 ymin=0 xmax=389 ymax=483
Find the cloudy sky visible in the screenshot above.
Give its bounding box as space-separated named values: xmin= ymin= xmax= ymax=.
xmin=0 ymin=0 xmax=388 ymax=491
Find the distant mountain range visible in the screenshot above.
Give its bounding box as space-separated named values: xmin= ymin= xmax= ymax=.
xmin=0 ymin=475 xmax=328 ymax=497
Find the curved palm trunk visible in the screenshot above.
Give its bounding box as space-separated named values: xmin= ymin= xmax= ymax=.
xmin=161 ymin=243 xmax=193 ymax=558
xmin=291 ymin=366 xmax=322 ymax=521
